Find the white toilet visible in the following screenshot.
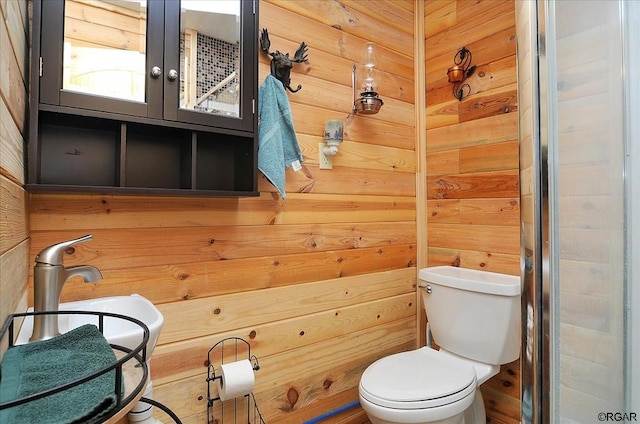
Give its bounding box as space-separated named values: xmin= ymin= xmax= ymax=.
xmin=359 ymin=266 xmax=521 ymax=424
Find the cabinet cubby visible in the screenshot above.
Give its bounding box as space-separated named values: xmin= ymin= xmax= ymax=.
xmin=30 ymin=111 xmax=257 ymax=196
xmin=39 ymin=114 xmax=120 ymax=187
xmin=124 ymin=124 xmax=192 ymax=190
xmin=196 ymin=132 xmax=255 ymax=192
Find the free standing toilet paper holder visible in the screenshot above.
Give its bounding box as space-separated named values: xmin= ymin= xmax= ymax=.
xmin=205 ymin=337 xmax=265 ymax=424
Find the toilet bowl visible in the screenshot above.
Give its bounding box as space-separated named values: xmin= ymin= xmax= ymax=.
xmin=359 ymin=347 xmax=497 ymax=424
xmin=359 ymin=266 xmax=521 ymax=424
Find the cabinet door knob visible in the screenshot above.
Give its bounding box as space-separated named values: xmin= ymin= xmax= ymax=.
xmin=150 ymin=66 xmax=162 ymax=78
xmin=167 ymin=69 xmax=178 ymax=82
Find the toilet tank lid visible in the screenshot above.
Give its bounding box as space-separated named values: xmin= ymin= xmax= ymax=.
xmin=419 ymin=266 xmax=520 ymax=296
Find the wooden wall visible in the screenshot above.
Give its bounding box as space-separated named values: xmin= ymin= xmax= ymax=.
xmin=424 ymin=1 xmax=520 ymax=423
xmin=4 ymin=0 xmax=529 ymax=422
xmin=0 ymin=0 xmax=30 ymax=347
xmin=27 ymin=1 xmax=417 ymax=423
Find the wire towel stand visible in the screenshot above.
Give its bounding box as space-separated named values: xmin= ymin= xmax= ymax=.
xmin=206 ymin=337 xmax=265 ymax=424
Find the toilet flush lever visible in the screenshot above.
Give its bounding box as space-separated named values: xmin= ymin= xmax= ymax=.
xmin=425 ymin=285 xmax=432 ymax=294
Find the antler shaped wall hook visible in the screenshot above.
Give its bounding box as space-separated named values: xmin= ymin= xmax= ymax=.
xmin=260 ymin=28 xmax=308 ymax=93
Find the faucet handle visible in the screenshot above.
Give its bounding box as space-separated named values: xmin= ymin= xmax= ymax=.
xmin=35 ymin=234 xmax=94 ymax=266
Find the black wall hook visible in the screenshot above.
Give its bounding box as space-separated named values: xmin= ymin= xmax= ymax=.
xmin=259 ymin=28 xmax=308 ymax=93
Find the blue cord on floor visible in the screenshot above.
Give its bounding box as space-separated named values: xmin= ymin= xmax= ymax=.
xmin=303 ymin=400 xmax=361 ymax=424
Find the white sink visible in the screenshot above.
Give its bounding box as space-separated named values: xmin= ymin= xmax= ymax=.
xmin=17 ymin=294 xmax=164 ymax=357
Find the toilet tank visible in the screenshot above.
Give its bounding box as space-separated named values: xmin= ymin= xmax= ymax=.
xmin=419 ymin=266 xmax=521 ymax=365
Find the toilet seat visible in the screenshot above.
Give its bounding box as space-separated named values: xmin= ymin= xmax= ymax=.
xmin=359 ymin=347 xmax=477 ymax=410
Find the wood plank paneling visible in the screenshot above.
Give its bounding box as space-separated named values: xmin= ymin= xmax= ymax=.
xmin=1 ymin=0 xmax=27 ymax=76
xmin=425 ymin=0 xmax=456 ymax=39
xmin=460 ymin=141 xmax=519 ymax=173
xmin=427 ymin=170 xmax=518 ymax=200
xmin=28 ymin=222 xmax=417 ymax=272
xmin=265 ymin=0 xmax=413 ymax=57
xmin=29 ymin=193 xmax=415 ymax=229
xmin=0 ymin=99 xmax=24 ymax=184
xmin=0 ymin=240 xmax=29 ymax=334
xmin=426 ymin=1 xmax=515 ymax=60
xmin=0 ymin=177 xmax=28 ymax=255
xmin=274 ymin=164 xmax=416 ymax=197
xmin=0 ymin=0 xmax=28 ymax=352
xmin=25 ymin=1 xmax=416 ymax=422
xmin=428 ymin=198 xmax=519 ymax=226
xmin=425 ymin=1 xmax=520 ymax=422
xmin=291 ymin=102 xmax=415 ymax=150
xmin=260 ymin=2 xmax=413 ymax=78
xmin=4 ymin=1 xmax=527 ymax=422
xmin=341 ymin=0 xmax=413 ymax=35
xmin=427 ymin=112 xmax=518 ymax=152
xmin=427 ymin=247 xmax=519 ymax=275
xmin=298 ymin=135 xmax=416 ymax=173
xmin=154 ymin=323 xmax=415 ymax=423
xmin=0 ymin=3 xmax=26 ymax=134
xmin=52 ymin=244 xmax=416 ymax=305
xmin=153 ymin=286 xmax=416 ymax=382
xmin=428 ymin=223 xmax=519 ymax=255
xmin=156 ymin=269 xmax=415 ymax=344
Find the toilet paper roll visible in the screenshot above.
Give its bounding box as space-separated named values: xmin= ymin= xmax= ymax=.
xmin=216 ymin=359 xmax=255 ymax=401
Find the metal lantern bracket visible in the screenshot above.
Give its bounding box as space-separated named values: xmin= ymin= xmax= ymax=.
xmin=259 ymin=28 xmax=308 ymax=93
xmin=447 ymin=47 xmax=476 ymax=101
xmin=352 ymin=63 xmax=385 ymax=115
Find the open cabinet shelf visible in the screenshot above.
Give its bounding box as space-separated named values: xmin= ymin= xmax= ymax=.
xmin=29 ymin=111 xmax=257 ymax=196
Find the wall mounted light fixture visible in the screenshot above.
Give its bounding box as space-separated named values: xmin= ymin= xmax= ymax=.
xmin=319 ymin=119 xmax=344 ymax=170
xmin=447 ymin=47 xmax=476 ymax=101
xmin=352 ymin=42 xmax=384 ymax=115
xmin=323 ymin=44 xmax=383 ymax=170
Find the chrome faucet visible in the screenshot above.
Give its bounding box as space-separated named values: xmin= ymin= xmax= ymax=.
xmin=30 ymin=234 xmax=103 ymax=342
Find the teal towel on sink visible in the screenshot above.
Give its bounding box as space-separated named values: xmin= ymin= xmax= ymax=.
xmin=0 ymin=324 xmax=120 ymax=424
xmin=258 ymin=74 xmax=304 ymax=199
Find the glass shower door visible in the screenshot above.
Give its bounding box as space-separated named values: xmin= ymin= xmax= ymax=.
xmin=550 ymin=1 xmax=625 ymax=420
xmin=518 ymin=0 xmax=639 ymax=422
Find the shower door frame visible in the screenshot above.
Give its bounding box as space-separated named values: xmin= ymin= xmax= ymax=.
xmin=518 ymin=0 xmax=551 ymax=421
xmin=519 ymin=0 xmax=638 ymax=421
xmin=625 ymin=0 xmax=640 ymax=411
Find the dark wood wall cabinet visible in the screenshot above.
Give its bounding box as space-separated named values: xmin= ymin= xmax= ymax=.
xmin=28 ymin=0 xmax=258 ymax=196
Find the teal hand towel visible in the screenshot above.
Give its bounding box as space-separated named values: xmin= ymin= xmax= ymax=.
xmin=258 ymin=74 xmax=304 ymax=199
xmin=0 ymin=324 xmax=119 ymax=424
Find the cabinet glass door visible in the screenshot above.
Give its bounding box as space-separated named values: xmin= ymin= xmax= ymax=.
xmin=164 ymin=0 xmax=255 ymax=131
xmin=179 ymin=0 xmax=241 ymax=118
xmin=39 ymin=0 xmax=164 ymax=117
xmin=38 ymin=0 xmax=254 ymax=129
xmin=62 ymin=0 xmax=147 ymax=103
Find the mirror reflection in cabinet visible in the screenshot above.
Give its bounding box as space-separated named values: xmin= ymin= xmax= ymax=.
xmin=62 ymin=0 xmax=147 ymax=103
xmin=179 ymin=0 xmax=242 ymax=119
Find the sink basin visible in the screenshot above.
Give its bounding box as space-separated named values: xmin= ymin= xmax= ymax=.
xmin=17 ymin=294 xmax=164 ymax=357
